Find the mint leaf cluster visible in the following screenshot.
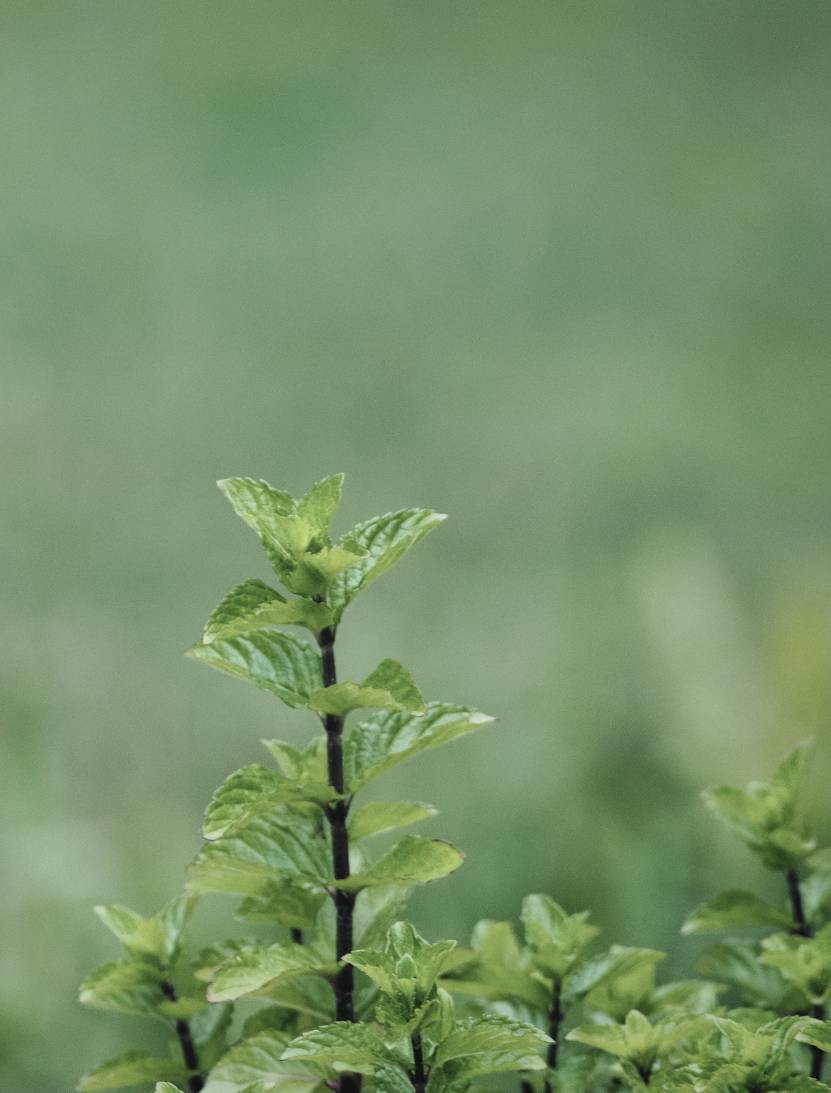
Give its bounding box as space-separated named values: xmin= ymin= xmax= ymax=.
xmin=78 ymin=473 xmax=831 ymax=1093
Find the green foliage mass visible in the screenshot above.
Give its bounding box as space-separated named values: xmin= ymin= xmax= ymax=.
xmin=79 ymin=475 xmax=831 ymax=1093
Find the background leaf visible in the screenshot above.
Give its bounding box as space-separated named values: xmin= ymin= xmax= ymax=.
xmin=78 ymin=1052 xmax=190 ymax=1091
xmin=681 ymin=890 xmax=793 ymax=935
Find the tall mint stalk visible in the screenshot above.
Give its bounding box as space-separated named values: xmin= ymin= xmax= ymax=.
xmin=77 ymin=473 xmax=831 ymax=1093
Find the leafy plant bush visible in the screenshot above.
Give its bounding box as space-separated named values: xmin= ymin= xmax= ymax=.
xmin=79 ymin=473 xmax=831 ymax=1093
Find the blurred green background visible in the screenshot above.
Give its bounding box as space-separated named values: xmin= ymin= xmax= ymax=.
xmin=3 ymin=2 xmax=831 ymax=1088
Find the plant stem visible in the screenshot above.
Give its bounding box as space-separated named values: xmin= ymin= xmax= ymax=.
xmin=410 ymin=1032 xmax=427 ymax=1093
xmin=317 ymin=624 xmax=360 ymax=1093
xmin=786 ymin=867 xmax=824 ymax=1080
xmin=161 ymin=980 xmax=204 ymax=1093
xmin=787 ymin=868 xmax=811 ymax=938
xmin=543 ymin=978 xmax=563 ymax=1093
xmin=290 ymin=927 xmax=303 ymax=944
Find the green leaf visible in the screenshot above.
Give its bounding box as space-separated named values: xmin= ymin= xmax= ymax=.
xmin=187 ymin=631 xmax=321 ymax=709
xmin=235 ymin=879 xmax=327 ymax=931
xmin=208 ymin=941 xmax=336 ymax=1002
xmin=803 ymin=850 xmax=831 ymax=923
xmin=213 ymin=475 xmax=368 ymax=597
xmin=241 ymin=1006 xmax=299 ymax=1037
xmin=796 ymin=1020 xmax=831 ymax=1052
xmin=78 ymin=1052 xmax=190 ymax=1091
xmin=361 ymin=660 xmax=424 ymax=709
xmin=349 ymin=802 xmax=437 ymax=841
xmin=345 ymin=921 xmax=456 ymax=1011
xmin=93 ymin=895 xmax=195 ymax=965
xmin=566 ymin=1010 xmax=701 ymax=1071
xmin=187 ymin=815 xmax=330 ymax=897
xmin=258 ymin=977 xmax=334 ymax=1022
xmin=353 ymin=885 xmax=411 ymax=948
xmin=344 ymin=703 xmax=494 ymax=792
xmin=217 ymin=478 xmax=307 ymax=572
xmin=203 ymin=765 xmax=334 ymax=841
xmin=429 ymin=1015 xmax=550 ymax=1085
xmin=308 ymin=660 xmax=424 ymax=717
xmin=695 ymin=940 xmax=801 ymax=1011
xmin=582 ymin=949 xmax=662 ymax=1022
xmin=155 ymin=1085 xmax=187 ymax=1093
xmin=297 ymin=474 xmax=344 ymax=536
xmin=760 ymin=925 xmax=831 ymax=1003
xmin=288 ymin=545 xmax=367 ymax=598
xmin=373 ymin=1065 xmax=416 ymax=1093
xmin=681 ymin=890 xmax=793 ymax=935
xmin=204 ymin=579 xmax=284 ymax=636
xmin=281 ymin=1022 xmax=407 ymax=1074
xmin=567 ymin=1016 xmax=645 ymax=1060
xmin=79 ymin=959 xmax=165 ymax=1018
xmin=441 ymin=920 xmax=548 ymax=1010
xmin=334 ymin=836 xmax=464 ymax=891
xmin=194 ymin=939 xmax=258 ymax=982
xmin=650 ymin=978 xmax=724 ymax=1017
xmin=261 ymin=736 xmax=328 ymax=783
xmin=218 ymin=477 xmax=295 ymax=525
xmin=521 ymin=893 xmax=600 ymax=980
xmin=204 ymin=1029 xmax=326 ymax=1093
xmin=327 ymin=509 xmax=447 ymax=620
xmin=566 ymin=946 xmax=666 ymax=1002
xmin=204 ymin=579 xmax=332 ymax=641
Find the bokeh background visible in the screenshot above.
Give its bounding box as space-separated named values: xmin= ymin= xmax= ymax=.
xmin=4 ymin=2 xmax=831 ymax=1088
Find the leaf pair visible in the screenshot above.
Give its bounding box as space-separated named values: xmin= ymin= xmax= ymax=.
xmin=190 ymin=628 xmax=423 ymax=719
xmin=197 ymin=887 xmax=409 ymax=1014
xmin=282 ymin=932 xmax=551 ymax=1093
xmin=187 ymin=812 xmax=465 ymax=905
xmin=283 ymin=1015 xmax=550 ymax=1092
xmin=188 ymin=811 xmax=461 ymax=935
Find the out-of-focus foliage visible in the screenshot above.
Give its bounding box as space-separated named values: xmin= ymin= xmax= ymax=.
xmin=4 ymin=3 xmax=831 ymax=1089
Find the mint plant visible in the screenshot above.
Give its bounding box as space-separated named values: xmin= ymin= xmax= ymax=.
xmin=78 ymin=473 xmax=831 ymax=1093
xmin=681 ymin=744 xmax=831 ymax=1083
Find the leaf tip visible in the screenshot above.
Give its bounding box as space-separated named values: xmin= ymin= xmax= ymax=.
xmin=471 ymin=711 xmax=496 ymax=727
